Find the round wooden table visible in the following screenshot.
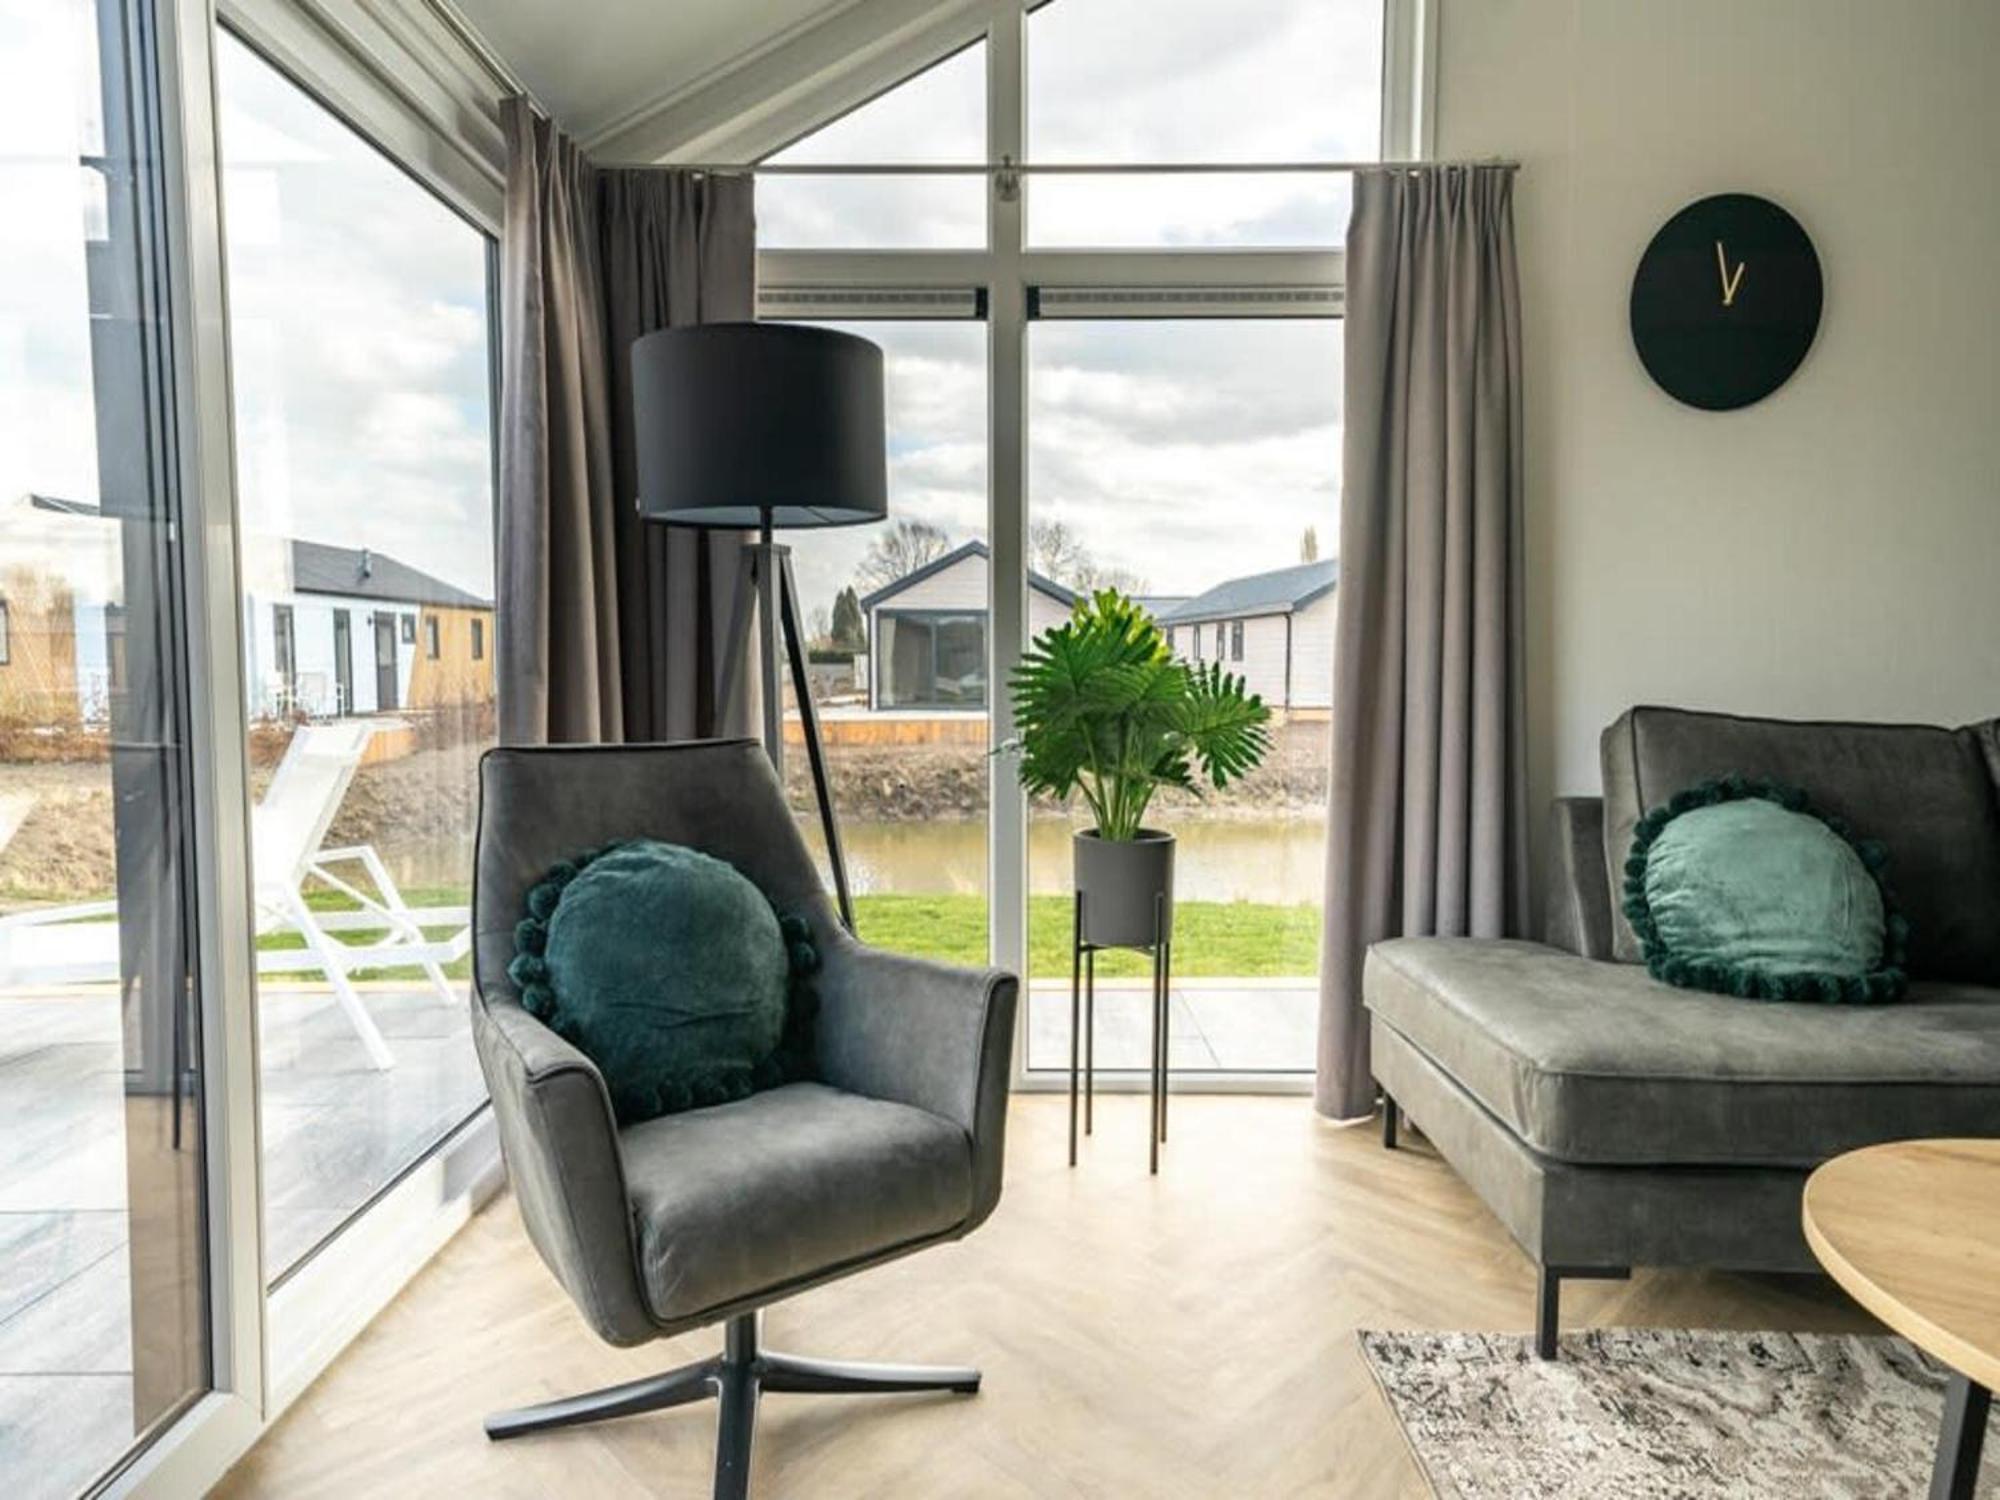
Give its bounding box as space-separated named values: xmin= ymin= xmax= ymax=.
xmin=1804 ymin=1139 xmax=2000 ymax=1500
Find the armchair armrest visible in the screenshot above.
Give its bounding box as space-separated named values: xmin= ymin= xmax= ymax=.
xmin=812 ymin=931 xmax=1018 ymax=1229
xmin=1544 ymin=796 xmax=1614 ymax=959
xmin=469 ymin=990 xmax=658 ymax=1347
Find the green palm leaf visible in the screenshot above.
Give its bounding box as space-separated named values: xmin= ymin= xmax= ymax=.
xmin=1004 ymin=590 xmax=1273 ymax=839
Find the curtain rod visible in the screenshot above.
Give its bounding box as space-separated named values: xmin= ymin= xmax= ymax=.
xmin=647 ymin=158 xmax=1518 ymax=177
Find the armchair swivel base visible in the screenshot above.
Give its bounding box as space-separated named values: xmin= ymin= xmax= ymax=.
xmin=486 ymin=1311 xmax=979 ymax=1500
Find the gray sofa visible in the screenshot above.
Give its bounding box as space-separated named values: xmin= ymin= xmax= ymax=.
xmin=1365 ymin=705 xmax=2000 ymax=1356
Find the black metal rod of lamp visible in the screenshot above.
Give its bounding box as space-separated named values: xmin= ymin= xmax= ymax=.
xmin=630 ymin=322 xmax=887 ymax=930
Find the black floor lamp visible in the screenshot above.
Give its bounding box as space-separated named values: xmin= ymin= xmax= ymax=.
xmin=631 ymin=322 xmax=887 ymax=929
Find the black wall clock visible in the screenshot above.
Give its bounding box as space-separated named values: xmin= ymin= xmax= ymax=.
xmin=1629 ymin=193 xmax=1822 ymax=411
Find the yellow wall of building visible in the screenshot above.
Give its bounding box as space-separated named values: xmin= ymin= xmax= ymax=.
xmin=406 ymin=604 xmax=495 ymax=711
xmin=0 ymin=574 xmax=80 ymax=725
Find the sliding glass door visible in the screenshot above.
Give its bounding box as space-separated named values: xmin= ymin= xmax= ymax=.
xmin=0 ymin=0 xmax=213 ymax=1490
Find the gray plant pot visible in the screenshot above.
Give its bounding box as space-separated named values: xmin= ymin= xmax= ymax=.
xmin=1073 ymin=828 xmax=1175 ymax=950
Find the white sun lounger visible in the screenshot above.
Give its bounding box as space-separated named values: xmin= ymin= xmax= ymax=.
xmin=0 ymin=720 xmax=468 ymax=1070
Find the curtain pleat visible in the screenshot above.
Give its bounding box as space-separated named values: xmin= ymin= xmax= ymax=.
xmin=497 ymin=96 xmax=757 ymax=746
xmin=1315 ymin=166 xmax=1530 ymax=1120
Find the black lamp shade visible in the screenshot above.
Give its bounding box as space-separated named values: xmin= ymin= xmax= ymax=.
xmin=632 ymin=322 xmax=888 ymax=530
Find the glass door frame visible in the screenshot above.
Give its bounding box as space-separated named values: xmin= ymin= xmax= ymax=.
xmin=102 ymin=0 xmax=511 ymax=1492
xmin=752 ymin=0 xmax=1429 ymax=1093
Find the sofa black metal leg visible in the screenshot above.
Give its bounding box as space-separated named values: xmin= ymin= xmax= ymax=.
xmin=759 ymin=1350 xmax=980 ymax=1396
xmin=1381 ymin=1093 xmax=1399 ymax=1150
xmin=1535 ymin=1265 xmax=1561 ymax=1359
xmin=1535 ymin=1264 xmax=1631 ymax=1359
xmin=484 ymin=1357 xmax=720 ymax=1440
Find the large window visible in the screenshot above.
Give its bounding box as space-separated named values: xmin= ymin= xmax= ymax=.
xmin=1023 ymin=320 xmax=1340 ymax=1074
xmin=0 ymin=1 xmax=214 ymax=1491
xmin=1026 ymin=0 xmax=1382 ymax=245
xmin=758 ymin=0 xmax=1386 ymax=1086
xmin=216 ymin=32 xmax=496 ymax=1286
xmin=759 ymin=44 xmax=986 ymax=249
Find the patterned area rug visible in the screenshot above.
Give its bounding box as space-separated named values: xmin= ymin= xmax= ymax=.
xmin=1361 ymin=1328 xmax=2000 ymax=1498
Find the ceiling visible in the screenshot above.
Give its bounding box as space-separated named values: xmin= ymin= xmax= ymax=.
xmin=451 ymin=0 xmax=857 ymax=146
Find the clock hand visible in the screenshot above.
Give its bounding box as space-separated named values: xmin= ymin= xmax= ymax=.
xmin=1715 ymin=240 xmax=1746 ymax=307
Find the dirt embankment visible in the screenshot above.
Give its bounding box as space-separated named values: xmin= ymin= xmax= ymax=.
xmin=783 ymin=720 xmax=1331 ymax=824
xmin=0 ymin=742 xmax=482 ymax=902
xmin=4 ymin=719 xmax=1328 ymax=901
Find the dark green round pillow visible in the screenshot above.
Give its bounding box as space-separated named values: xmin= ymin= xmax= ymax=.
xmin=507 ymin=840 xmax=818 ymax=1124
xmin=1623 ymin=776 xmax=1908 ymax=1004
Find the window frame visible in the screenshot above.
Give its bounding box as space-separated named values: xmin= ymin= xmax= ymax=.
xmin=82 ymin=2 xmax=509 ymax=1495
xmin=272 ymin=603 xmax=296 ymax=688
xmin=470 ymin=617 xmax=485 ymax=660
xmin=0 ymin=598 xmax=10 ymax=666
xmin=751 ymin=0 xmax=1422 ymax=1097
xmin=874 ymin=606 xmax=991 ymax=711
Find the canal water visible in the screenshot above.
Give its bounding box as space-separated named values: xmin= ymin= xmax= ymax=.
xmin=829 ymin=815 xmax=1328 ymax=905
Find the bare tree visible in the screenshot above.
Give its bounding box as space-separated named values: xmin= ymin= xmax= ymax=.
xmin=1029 ymin=518 xmax=1088 ymax=583
xmin=1074 ymin=562 xmax=1151 ymax=597
xmin=1300 ymin=525 xmax=1320 ymax=562
xmin=808 ymin=605 xmax=833 ymax=647
xmin=854 ymin=519 xmax=953 ymax=591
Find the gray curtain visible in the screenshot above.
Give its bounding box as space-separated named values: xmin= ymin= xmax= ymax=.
xmin=1315 ymin=165 xmax=1530 ymax=1120
xmin=497 ymin=97 xmax=756 ymax=745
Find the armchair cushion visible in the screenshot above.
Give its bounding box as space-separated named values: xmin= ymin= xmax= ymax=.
xmin=622 ymin=1082 xmax=973 ymax=1324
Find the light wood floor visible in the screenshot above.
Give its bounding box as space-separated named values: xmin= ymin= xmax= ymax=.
xmin=215 ymin=1095 xmax=1875 ymax=1499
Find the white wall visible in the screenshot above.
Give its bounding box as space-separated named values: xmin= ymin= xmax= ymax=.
xmin=244 ymin=592 xmax=419 ymax=718
xmin=878 ymin=552 xmax=988 ymax=613
xmin=1288 ymin=593 xmax=1336 ymax=711
xmin=1436 ymin=0 xmax=2000 ymax=819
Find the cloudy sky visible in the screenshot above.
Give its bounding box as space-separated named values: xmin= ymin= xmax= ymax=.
xmin=5 ymin=0 xmax=1375 ymax=638
xmin=216 ymin=31 xmax=496 ymax=604
xmin=775 ymin=0 xmax=1373 ymax=626
xmin=0 ymin=13 xmax=496 ymax=611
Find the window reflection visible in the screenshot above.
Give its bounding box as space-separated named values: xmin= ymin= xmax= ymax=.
xmin=215 ymin=31 xmax=495 ymax=1285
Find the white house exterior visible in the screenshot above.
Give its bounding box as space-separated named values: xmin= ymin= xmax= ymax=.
xmin=241 ymin=540 xmax=490 ymax=720
xmin=859 ymin=541 xmax=1075 ymax=710
xmin=1158 ymin=559 xmax=1337 ymax=710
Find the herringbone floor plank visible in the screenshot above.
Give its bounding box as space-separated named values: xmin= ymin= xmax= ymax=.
xmin=214 ymin=1096 xmax=1873 ymax=1498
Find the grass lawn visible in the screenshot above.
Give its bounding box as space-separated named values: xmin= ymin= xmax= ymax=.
xmin=259 ymin=885 xmax=473 ymax=983
xmin=854 ymin=893 xmax=1318 ymax=980
xmin=255 ymin=887 xmax=1317 ymax=985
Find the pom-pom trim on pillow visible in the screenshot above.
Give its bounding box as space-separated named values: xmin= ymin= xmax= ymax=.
xmin=1622 ymin=774 xmax=1909 ymax=1005
xmin=510 ymin=841 xmax=821 ymax=1119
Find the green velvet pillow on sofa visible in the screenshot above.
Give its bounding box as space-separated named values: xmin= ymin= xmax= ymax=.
xmin=1623 ymin=777 xmax=1908 ymax=1004
xmin=508 ymin=839 xmax=818 ymax=1125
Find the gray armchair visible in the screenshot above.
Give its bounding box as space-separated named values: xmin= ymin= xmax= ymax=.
xmin=469 ymin=740 xmax=1016 ymax=1498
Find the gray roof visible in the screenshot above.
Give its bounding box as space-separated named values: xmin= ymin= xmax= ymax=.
xmin=860 ymin=539 xmax=1075 ymax=613
xmin=291 ymin=540 xmax=491 ymax=610
xmin=1157 ymin=559 xmax=1337 ymax=626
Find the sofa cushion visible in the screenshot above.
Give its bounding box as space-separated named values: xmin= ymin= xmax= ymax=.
xmin=622 ymin=1082 xmax=972 ymax=1324
xmin=1600 ymin=707 xmax=2000 ymax=981
xmin=1364 ymin=937 xmax=2000 ymax=1168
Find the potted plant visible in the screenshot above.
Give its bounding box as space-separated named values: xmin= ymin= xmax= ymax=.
xmin=1006 ymin=590 xmax=1273 ymax=949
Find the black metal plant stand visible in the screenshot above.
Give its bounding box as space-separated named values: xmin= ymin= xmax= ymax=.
xmin=1068 ymin=889 xmax=1173 ymax=1174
